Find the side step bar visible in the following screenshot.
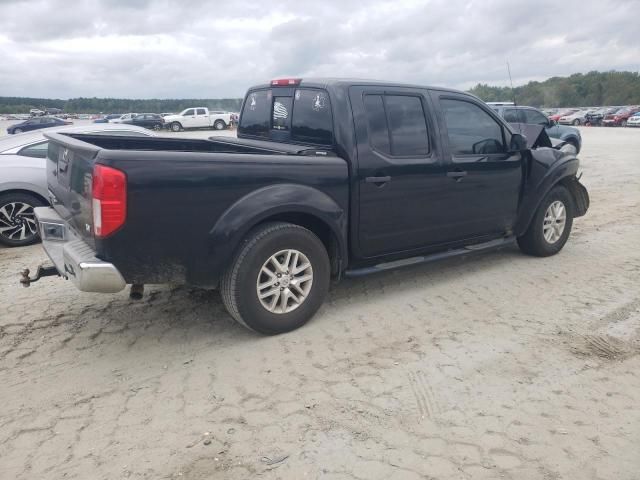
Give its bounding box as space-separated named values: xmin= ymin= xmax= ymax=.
xmin=344 ymin=237 xmax=516 ymax=278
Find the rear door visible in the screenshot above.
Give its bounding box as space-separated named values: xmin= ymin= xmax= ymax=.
xmin=431 ymin=92 xmax=523 ymax=239
xmin=195 ymin=108 xmax=209 ymax=127
xmin=349 ymin=86 xmax=454 ymax=258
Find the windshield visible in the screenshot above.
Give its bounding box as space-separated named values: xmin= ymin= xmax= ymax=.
xmin=239 ymin=87 xmax=334 ymax=146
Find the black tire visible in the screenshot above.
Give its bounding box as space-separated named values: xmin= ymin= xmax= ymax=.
xmin=213 ymin=120 xmax=226 ymax=130
xmin=170 ymin=122 xmax=182 ymax=132
xmin=0 ymin=192 xmax=45 ymax=247
xmin=220 ymin=222 xmax=330 ymax=335
xmin=517 ymin=185 xmax=574 ymax=257
xmin=13 ymin=128 xmax=22 ymax=134
xmin=621 ymin=120 xmax=627 ymax=127
xmin=572 ymin=119 xmax=581 ymax=126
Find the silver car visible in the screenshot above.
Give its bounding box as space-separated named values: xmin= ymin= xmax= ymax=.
xmin=0 ymin=124 xmax=156 ymax=247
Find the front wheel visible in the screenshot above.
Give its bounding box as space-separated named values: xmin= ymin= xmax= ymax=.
xmin=13 ymin=128 xmax=23 ymax=134
xmin=153 ymin=124 xmax=162 ymax=131
xmin=170 ymin=122 xmax=182 ymax=132
xmin=517 ymin=185 xmax=574 ymax=257
xmin=572 ymin=119 xmax=581 ymax=126
xmin=0 ymin=192 xmax=45 ymax=247
xmin=220 ymin=222 xmax=330 ymax=335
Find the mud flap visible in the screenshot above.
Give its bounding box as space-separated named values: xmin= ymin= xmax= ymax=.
xmin=567 ymin=177 xmax=590 ymax=217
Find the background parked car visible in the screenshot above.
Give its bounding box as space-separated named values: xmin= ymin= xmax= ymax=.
xmin=602 ymin=107 xmax=640 ymax=127
xmin=122 ymin=113 xmax=164 ymax=130
xmin=548 ymin=109 xmax=579 ymax=122
xmin=109 ymin=113 xmax=138 ymax=124
xmin=6 ymin=116 xmax=72 ymax=135
xmin=490 ymin=105 xmax=582 ymax=153
xmin=626 ymin=112 xmax=640 ymax=127
xmin=558 ymin=110 xmax=589 ymax=126
xmin=94 ymin=114 xmax=122 ymax=123
xmin=0 ymin=124 xmax=157 ymax=247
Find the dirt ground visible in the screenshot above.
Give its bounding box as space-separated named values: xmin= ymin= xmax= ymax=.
xmin=1 ymin=127 xmax=639 ymax=480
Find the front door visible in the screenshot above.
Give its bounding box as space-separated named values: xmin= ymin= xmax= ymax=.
xmin=349 ymin=86 xmax=453 ymax=259
xmin=181 ymin=109 xmax=197 ymax=128
xmin=431 ymin=92 xmax=523 ymax=240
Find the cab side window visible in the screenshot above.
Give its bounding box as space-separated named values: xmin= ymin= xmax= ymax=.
xmin=503 ymin=108 xmax=523 ymax=123
xmin=524 ymin=109 xmax=549 ymax=125
xmin=18 ymin=141 xmax=49 ymax=158
xmin=441 ymin=99 xmax=505 ymax=155
xmin=363 ymin=94 xmax=429 ymax=157
xmin=183 ymin=109 xmax=195 ymax=116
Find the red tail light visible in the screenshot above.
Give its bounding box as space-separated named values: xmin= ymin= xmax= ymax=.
xmin=92 ymin=164 xmax=126 ymax=238
xmin=271 ymin=78 xmax=301 ymax=86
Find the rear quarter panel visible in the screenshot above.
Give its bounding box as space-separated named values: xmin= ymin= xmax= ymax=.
xmin=0 ymin=155 xmax=48 ymax=199
xmin=96 ymin=151 xmax=349 ymax=286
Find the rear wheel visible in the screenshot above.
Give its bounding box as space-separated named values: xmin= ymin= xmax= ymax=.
xmin=517 ymin=185 xmax=574 ymax=257
xmin=170 ymin=122 xmax=182 ymax=132
xmin=213 ymin=120 xmax=226 ymax=130
xmin=572 ymin=119 xmax=581 ymax=126
xmin=0 ymin=192 xmax=45 ymax=247
xmin=220 ymin=222 xmax=330 ymax=335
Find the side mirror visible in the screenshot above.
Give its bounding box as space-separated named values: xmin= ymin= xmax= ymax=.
xmin=509 ymin=133 xmax=527 ymax=152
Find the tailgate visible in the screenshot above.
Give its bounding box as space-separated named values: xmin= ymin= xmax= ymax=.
xmin=44 ymin=132 xmax=102 ymax=249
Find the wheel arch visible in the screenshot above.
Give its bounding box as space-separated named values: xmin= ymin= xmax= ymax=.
xmin=208 ymin=184 xmax=348 ymax=281
xmin=515 ymin=155 xmax=583 ymax=236
xmin=0 ymin=188 xmax=48 ymax=205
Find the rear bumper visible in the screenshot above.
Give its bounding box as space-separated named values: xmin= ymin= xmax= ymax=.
xmin=34 ymin=207 xmax=126 ymax=293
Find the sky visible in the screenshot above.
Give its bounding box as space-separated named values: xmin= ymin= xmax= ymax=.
xmin=0 ymin=0 xmax=638 ymax=99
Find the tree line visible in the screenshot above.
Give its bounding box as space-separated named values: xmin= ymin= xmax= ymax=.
xmin=468 ymin=71 xmax=640 ymax=107
xmin=0 ymin=96 xmax=243 ymax=115
xmin=2 ymin=71 xmax=639 ymax=114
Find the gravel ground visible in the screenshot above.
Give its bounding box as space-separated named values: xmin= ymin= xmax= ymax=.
xmin=1 ymin=127 xmax=639 ymax=480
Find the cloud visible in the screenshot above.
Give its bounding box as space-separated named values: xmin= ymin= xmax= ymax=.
xmin=0 ymin=0 xmax=638 ymax=98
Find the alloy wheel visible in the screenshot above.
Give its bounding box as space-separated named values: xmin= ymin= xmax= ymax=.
xmin=256 ymin=249 xmax=313 ymax=314
xmin=543 ymin=200 xmax=566 ymax=244
xmin=0 ymin=201 xmax=38 ymax=242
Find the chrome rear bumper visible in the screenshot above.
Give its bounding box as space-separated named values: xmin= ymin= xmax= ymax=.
xmin=33 ymin=207 xmax=126 ymax=293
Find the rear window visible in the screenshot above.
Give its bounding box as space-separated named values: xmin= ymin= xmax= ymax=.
xmin=291 ymin=89 xmax=333 ymax=145
xmin=239 ymin=87 xmax=333 ymax=145
xmin=239 ymin=90 xmax=271 ymax=138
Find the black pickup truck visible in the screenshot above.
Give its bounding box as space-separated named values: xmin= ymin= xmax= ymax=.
xmin=27 ymin=78 xmax=589 ymax=334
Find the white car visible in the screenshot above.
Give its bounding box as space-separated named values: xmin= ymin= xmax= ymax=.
xmin=163 ymin=107 xmax=231 ymax=132
xmin=558 ymin=110 xmax=588 ymax=126
xmin=0 ymin=124 xmax=156 ymax=247
xmin=109 ymin=113 xmax=138 ymax=124
xmin=626 ymin=112 xmax=640 ymax=127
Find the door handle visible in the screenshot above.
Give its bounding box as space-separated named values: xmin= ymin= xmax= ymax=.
xmin=365 ymin=176 xmax=391 ymax=185
xmin=446 ymin=170 xmax=467 ymax=181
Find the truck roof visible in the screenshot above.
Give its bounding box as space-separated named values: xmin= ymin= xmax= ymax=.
xmin=247 ymin=77 xmax=469 ymax=96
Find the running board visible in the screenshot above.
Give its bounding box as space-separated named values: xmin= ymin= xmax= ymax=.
xmin=344 ymin=237 xmax=515 ymax=278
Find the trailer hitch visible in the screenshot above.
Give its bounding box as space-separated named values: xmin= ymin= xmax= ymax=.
xmin=20 ymin=265 xmax=60 ymax=287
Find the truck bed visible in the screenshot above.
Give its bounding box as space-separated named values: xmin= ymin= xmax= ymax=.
xmin=43 ymin=132 xmax=349 ymax=287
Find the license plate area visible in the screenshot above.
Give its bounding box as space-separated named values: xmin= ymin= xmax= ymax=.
xmin=40 ymin=221 xmax=66 ymax=241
